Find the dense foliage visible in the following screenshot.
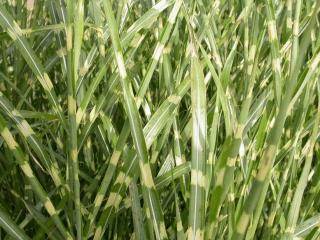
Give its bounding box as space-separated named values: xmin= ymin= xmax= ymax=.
xmin=0 ymin=0 xmax=319 ymax=239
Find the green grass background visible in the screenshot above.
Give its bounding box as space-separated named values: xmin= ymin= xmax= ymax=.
xmin=0 ymin=0 xmax=320 ymax=239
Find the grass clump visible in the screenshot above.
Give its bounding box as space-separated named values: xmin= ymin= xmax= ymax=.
xmin=0 ymin=0 xmax=320 ymax=239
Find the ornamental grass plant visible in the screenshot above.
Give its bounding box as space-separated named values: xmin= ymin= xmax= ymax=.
xmin=0 ymin=0 xmax=320 ymax=239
